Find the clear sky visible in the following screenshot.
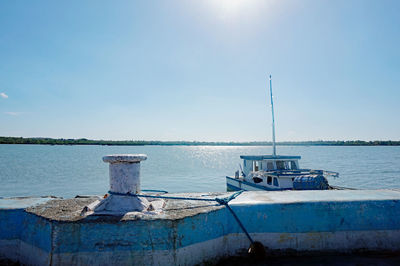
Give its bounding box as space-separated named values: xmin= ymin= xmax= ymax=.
xmin=0 ymin=0 xmax=399 ymax=142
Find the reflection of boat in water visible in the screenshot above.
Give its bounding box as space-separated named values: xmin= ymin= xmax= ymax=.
xmin=226 ymin=75 xmax=339 ymax=191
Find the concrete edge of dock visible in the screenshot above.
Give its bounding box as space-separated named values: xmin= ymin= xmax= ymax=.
xmin=1 ymin=189 xmax=400 ymax=265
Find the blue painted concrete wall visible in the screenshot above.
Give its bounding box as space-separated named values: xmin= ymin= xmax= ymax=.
xmin=50 ymin=209 xmax=229 ymax=253
xmin=0 ymin=198 xmax=53 ymax=264
xmin=2 ymin=190 xmax=400 ymax=265
xmin=0 ymin=198 xmax=54 ymax=249
xmin=0 ymin=209 xmax=25 ymax=241
xmin=229 ymin=200 xmax=400 ymax=234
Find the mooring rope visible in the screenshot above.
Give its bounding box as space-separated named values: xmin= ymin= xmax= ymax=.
xmin=141 ymin=189 xmax=169 ymax=194
xmin=107 ymin=190 xmax=254 ymax=244
xmin=224 ymin=203 xmax=254 ymax=244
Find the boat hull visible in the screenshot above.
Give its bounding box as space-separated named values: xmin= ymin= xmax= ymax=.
xmin=226 ymin=176 xmax=285 ymax=191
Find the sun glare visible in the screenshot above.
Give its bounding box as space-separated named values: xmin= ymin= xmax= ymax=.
xmin=207 ymin=0 xmax=264 ymax=20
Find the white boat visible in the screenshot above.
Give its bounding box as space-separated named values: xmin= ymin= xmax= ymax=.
xmin=226 ymin=155 xmax=339 ymax=191
xmin=226 ymin=76 xmax=339 ymax=191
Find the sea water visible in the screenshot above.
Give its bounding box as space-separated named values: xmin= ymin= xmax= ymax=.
xmin=0 ymin=144 xmax=399 ymax=198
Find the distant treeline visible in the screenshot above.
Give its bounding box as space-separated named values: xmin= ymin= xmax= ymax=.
xmin=0 ymin=137 xmax=399 ymax=146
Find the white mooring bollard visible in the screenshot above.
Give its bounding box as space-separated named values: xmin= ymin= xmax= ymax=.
xmin=83 ymin=154 xmax=164 ymax=216
xmin=103 ymin=154 xmax=147 ymax=194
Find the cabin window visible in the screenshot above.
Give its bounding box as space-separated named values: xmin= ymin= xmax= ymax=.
xmin=253 ymin=161 xmax=262 ymax=171
xmin=267 ymin=176 xmax=272 ymax=185
xmin=253 ymin=161 xmax=259 ymax=171
xmin=267 ymin=162 xmax=274 ymax=170
xmin=276 ymin=161 xmax=285 ymax=170
xmin=253 ymin=177 xmax=263 ymax=184
xmin=273 ymin=178 xmax=279 ymax=187
xmin=290 ymin=161 xmax=297 ymax=170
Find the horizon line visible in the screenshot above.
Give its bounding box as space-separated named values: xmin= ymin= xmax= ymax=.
xmin=1 ymin=136 xmax=399 ymax=146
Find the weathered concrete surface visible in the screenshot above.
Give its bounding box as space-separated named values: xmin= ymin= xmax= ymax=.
xmin=2 ymin=190 xmax=400 ymax=265
xmin=26 ymin=192 xmax=225 ymax=222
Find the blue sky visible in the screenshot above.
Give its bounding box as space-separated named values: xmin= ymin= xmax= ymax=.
xmin=0 ymin=0 xmax=399 ymax=141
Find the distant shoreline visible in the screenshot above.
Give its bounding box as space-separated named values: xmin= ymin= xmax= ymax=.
xmin=1 ymin=137 xmax=399 ymax=146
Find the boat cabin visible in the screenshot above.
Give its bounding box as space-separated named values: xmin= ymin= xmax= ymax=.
xmin=240 ymin=155 xmax=301 ymax=177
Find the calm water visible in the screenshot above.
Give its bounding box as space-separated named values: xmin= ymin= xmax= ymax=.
xmin=0 ymin=145 xmax=400 ymax=198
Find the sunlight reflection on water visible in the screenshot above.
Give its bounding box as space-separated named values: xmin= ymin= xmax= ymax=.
xmin=1 ymin=145 xmax=399 ymax=198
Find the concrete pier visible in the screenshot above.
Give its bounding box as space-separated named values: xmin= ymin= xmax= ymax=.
xmin=1 ymin=190 xmax=400 ymax=265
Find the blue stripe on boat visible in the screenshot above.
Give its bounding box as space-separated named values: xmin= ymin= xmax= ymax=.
xmin=226 ymin=176 xmax=287 ymax=191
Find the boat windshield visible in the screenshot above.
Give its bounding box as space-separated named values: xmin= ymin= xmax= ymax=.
xmin=275 ymin=160 xmax=298 ymax=170
xmin=276 ymin=161 xmax=286 ymax=170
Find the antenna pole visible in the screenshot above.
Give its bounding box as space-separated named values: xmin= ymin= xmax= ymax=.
xmin=269 ymin=75 xmax=276 ymax=156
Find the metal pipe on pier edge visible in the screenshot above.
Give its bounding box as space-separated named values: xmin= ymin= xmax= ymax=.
xmin=269 ymin=75 xmax=277 ymax=156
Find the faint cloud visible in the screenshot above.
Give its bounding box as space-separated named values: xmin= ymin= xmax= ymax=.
xmin=4 ymin=112 xmax=21 ymax=116
xmin=0 ymin=92 xmax=8 ymax=99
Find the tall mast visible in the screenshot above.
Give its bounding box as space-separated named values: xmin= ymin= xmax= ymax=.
xmin=269 ymin=75 xmax=276 ymax=156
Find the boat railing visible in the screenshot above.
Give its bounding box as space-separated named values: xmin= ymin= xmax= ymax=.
xmin=322 ymin=170 xmax=339 ymax=178
xmin=249 ymin=169 xmax=339 ymax=178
